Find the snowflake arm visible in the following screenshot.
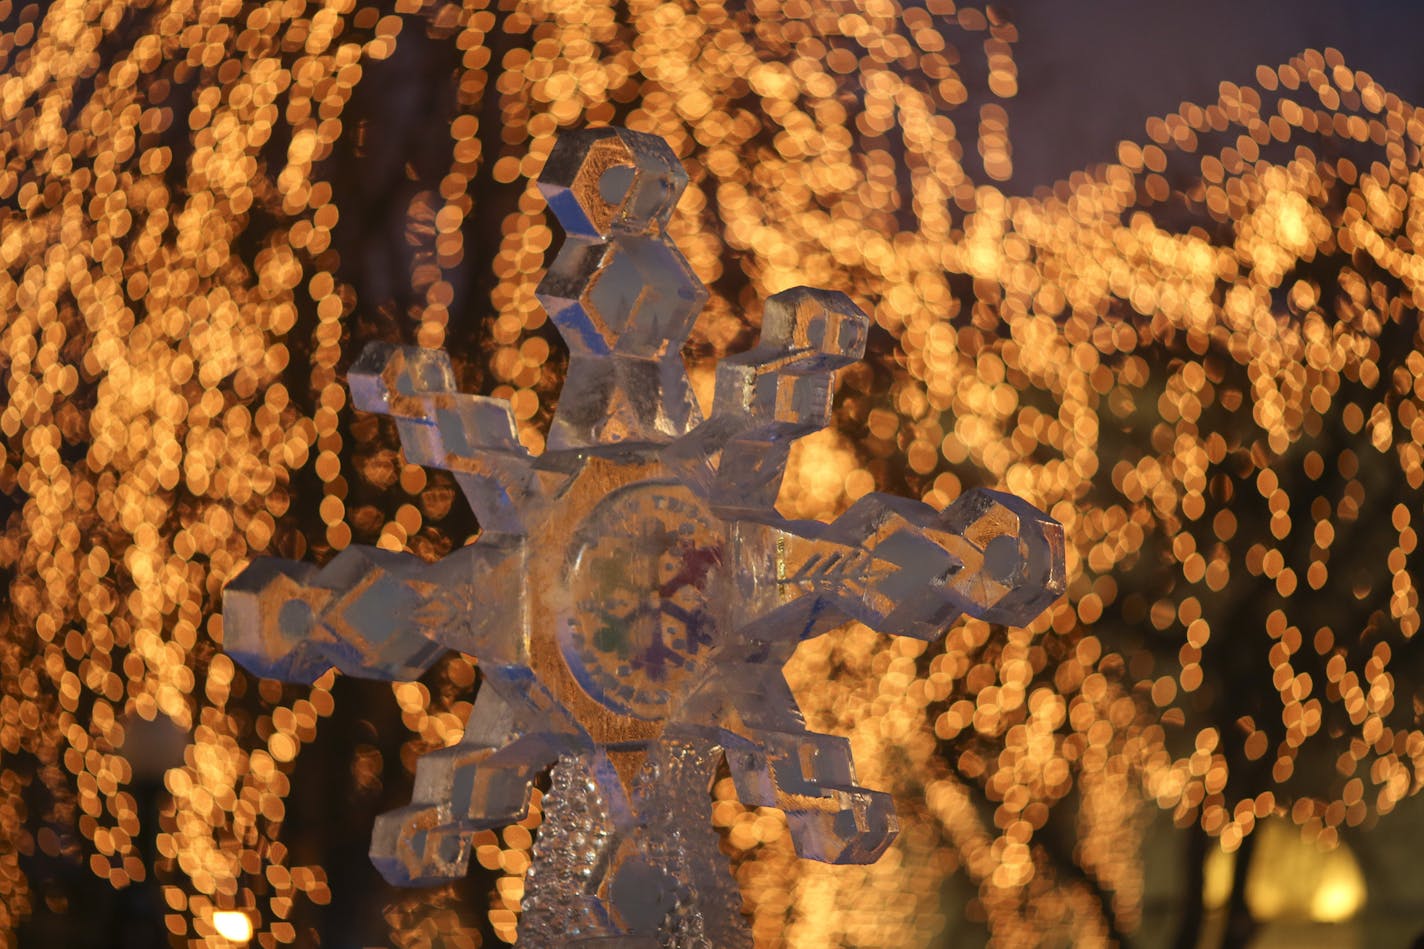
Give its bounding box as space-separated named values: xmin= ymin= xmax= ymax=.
xmin=536 ymin=127 xmax=707 ymax=455
xmin=371 ymin=667 xmax=592 ymax=886
xmin=740 ymin=488 xmax=1068 ymax=644
xmin=667 ymin=286 xmax=869 ymax=521
xmin=223 ymin=547 xmax=450 ymax=682
xmin=676 ymin=646 xmax=898 ymax=865
xmin=348 ymin=341 xmax=560 ymax=536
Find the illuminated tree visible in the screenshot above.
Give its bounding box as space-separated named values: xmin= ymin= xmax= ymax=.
xmin=3 ymin=0 xmax=1424 ymax=945
xmin=889 ymin=50 xmax=1424 ymax=946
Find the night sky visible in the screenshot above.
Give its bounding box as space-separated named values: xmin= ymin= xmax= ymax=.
xmin=1004 ymin=0 xmax=1424 ymax=192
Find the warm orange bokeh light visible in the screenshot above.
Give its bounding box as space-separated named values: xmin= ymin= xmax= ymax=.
xmin=1 ymin=1 xmax=1420 ymax=946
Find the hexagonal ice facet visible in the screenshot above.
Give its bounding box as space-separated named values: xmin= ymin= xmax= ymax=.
xmin=706 ymin=287 xmax=868 ymax=439
xmin=547 ymin=354 xmax=701 ymax=453
xmin=222 ymin=549 xmax=448 ymax=683
xmin=312 ymin=548 xmax=448 ymax=678
xmin=783 ymin=787 xmax=897 ymax=865
xmin=670 ymin=287 xmax=868 ymax=520
xmin=369 ymin=803 xmax=470 ymax=887
xmin=821 ymin=492 xmax=968 ymax=639
xmin=349 ymin=343 xmax=525 ymax=464
xmin=759 ymin=287 xmax=869 ymax=372
xmin=705 ymin=437 xmax=794 ymax=517
xmin=221 ymin=559 xmax=330 ymax=683
xmin=772 ymin=372 xmax=835 ymax=428
xmin=537 ymin=127 xmax=688 ymax=238
xmin=710 ymin=364 xmax=830 ymax=433
xmin=537 ymin=236 xmax=707 ymax=357
xmin=745 ymin=730 xmax=896 ymax=864
xmin=348 ymin=341 xmax=456 ymax=417
xmin=370 ymin=726 xmax=574 ymax=886
xmin=938 ymin=487 xmax=1067 ymax=625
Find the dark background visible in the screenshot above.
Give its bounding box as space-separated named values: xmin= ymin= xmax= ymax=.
xmin=1005 ymin=0 xmax=1424 ymax=192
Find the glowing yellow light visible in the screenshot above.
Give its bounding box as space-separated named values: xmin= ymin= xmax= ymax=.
xmin=213 ymin=911 xmax=254 ymax=943
xmin=1310 ymin=878 xmax=1361 ymax=923
xmin=1201 ymin=846 xmax=1233 ymax=909
xmin=1275 ymin=193 xmax=1311 ymax=248
xmin=1244 ymin=819 xmax=1368 ymax=922
xmin=1309 ymin=857 xmax=1366 ymax=923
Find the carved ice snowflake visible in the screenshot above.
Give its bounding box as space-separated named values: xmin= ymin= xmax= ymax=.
xmin=222 ymin=128 xmax=1067 ymax=947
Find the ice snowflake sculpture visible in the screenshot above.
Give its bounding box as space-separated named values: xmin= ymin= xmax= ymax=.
xmin=222 ymin=128 xmax=1066 ymax=946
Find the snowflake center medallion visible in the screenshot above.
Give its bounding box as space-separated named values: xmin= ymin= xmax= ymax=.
xmin=222 ymin=127 xmax=1067 ymax=947
xmin=564 ymin=481 xmax=723 ymax=720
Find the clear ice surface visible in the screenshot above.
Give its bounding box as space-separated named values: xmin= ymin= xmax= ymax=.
xmin=222 ymin=127 xmax=1067 ymax=947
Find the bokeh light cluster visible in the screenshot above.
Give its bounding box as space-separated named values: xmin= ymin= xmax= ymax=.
xmin=0 ymin=0 xmax=1421 ymax=945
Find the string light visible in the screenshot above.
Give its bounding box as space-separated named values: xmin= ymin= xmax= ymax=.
xmin=213 ymin=909 xmax=254 ymax=943
xmin=0 ymin=0 xmax=1416 ymax=945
